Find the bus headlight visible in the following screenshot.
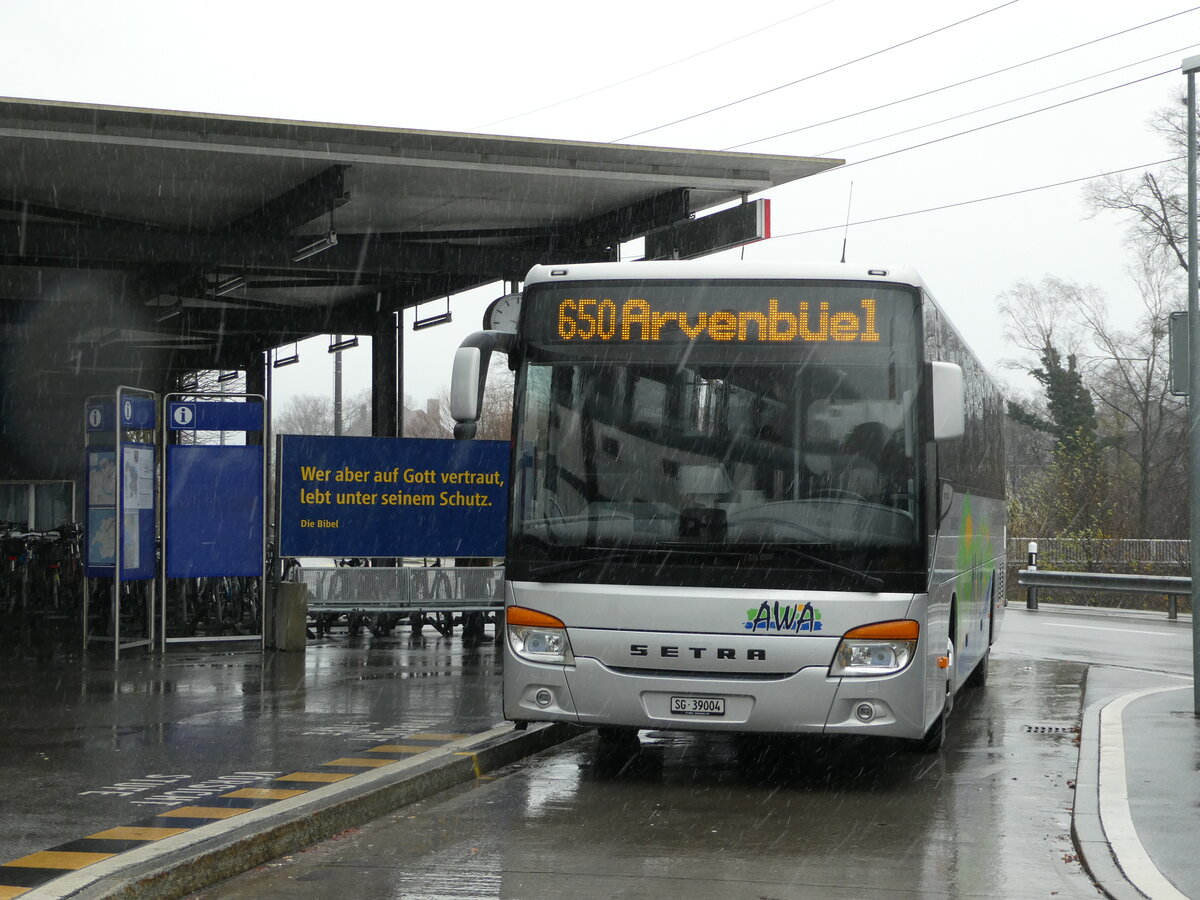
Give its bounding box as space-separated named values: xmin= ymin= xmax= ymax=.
xmin=507 ymin=606 xmax=575 ymax=666
xmin=830 ymin=620 xmax=919 ymax=677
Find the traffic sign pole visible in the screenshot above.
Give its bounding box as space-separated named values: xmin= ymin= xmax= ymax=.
xmin=1185 ymin=55 xmax=1200 ymax=716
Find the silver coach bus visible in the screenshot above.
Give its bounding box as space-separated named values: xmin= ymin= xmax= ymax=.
xmin=451 ymin=261 xmax=1005 ymax=751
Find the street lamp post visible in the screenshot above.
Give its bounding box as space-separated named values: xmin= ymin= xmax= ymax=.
xmin=1185 ymin=54 xmax=1200 ymax=715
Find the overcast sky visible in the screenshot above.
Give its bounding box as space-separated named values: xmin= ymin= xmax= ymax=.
xmin=4 ymin=0 xmax=1197 ymax=408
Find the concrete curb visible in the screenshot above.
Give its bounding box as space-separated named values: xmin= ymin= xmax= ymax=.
xmin=1071 ymin=691 xmax=1147 ymax=900
xmin=48 ymin=722 xmax=585 ymax=900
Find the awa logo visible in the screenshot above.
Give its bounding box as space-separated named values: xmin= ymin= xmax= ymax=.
xmin=743 ymin=601 xmax=822 ymax=633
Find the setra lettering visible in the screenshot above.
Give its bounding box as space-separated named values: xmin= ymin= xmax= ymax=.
xmin=629 ymin=644 xmax=766 ymax=661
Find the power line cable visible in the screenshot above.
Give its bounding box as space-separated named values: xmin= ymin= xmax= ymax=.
xmin=473 ymin=0 xmax=842 ymax=131
xmin=768 ymin=156 xmax=1184 ymax=240
xmin=830 ymin=68 xmax=1171 ymax=172
xmin=613 ymin=0 xmax=1023 ymax=143
xmin=724 ymin=5 xmax=1200 ymax=151
xmin=821 ymin=47 xmax=1198 ymax=157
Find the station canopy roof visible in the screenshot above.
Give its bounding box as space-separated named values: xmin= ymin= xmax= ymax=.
xmin=0 ymin=96 xmax=840 ymax=383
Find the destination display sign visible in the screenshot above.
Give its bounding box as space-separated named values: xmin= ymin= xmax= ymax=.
xmin=526 ymin=282 xmax=914 ymax=348
xmin=556 ymin=296 xmax=881 ymax=344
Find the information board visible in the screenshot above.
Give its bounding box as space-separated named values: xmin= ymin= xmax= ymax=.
xmin=278 ymin=436 xmax=508 ymax=558
xmin=85 ymin=441 xmax=156 ymax=579
xmin=166 ymin=445 xmax=264 ymax=577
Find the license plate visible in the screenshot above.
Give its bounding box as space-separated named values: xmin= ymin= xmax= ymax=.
xmin=670 ymin=696 xmax=726 ymax=717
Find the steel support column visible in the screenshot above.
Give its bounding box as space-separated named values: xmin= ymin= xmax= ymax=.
xmin=244 ymin=349 xmax=267 ymax=447
xmin=372 ymin=307 xmax=400 ymax=438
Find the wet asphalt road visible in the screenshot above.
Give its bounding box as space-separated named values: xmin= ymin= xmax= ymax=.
xmin=191 ymin=655 xmax=1098 ymax=900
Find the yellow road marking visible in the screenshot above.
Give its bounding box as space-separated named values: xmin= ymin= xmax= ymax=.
xmin=87 ymin=826 xmax=189 ymax=841
xmin=454 ymin=752 xmax=483 ymax=778
xmin=0 ymin=731 xmax=490 ymax=894
xmin=3 ymin=850 xmax=115 ymax=869
xmin=221 ymin=788 xmax=308 ymax=800
xmin=155 ymin=806 xmax=249 ymax=819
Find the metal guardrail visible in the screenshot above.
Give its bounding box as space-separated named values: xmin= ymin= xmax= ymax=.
xmin=1017 ymin=568 xmax=1192 ymax=619
xmin=1009 ymin=537 xmax=1190 ymax=568
xmin=297 ymin=565 xmax=505 ymax=616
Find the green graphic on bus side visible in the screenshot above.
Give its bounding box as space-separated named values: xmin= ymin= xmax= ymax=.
xmin=955 ymin=493 xmax=988 ymax=619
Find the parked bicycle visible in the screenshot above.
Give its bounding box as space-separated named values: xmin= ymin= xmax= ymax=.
xmin=1 ymin=522 xmax=83 ymax=620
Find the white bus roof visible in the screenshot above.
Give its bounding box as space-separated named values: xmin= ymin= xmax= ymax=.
xmin=524 ymin=260 xmax=927 ymax=288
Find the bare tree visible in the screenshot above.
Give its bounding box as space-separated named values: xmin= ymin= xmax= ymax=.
xmin=999 ymin=278 xmax=1112 ymax=538
xmin=1084 ymin=90 xmax=1196 ymax=533
xmin=1071 ymin=252 xmax=1187 ymax=536
xmin=998 ymin=262 xmax=1189 ymax=538
xmin=403 ymin=397 xmax=452 ymax=439
xmin=274 ymin=391 xmax=371 ymax=436
xmin=997 ymin=277 xmax=1088 ymax=363
xmin=475 ymin=362 xmax=514 ymax=440
xmin=435 ymin=358 xmax=514 ymax=441
xmin=1087 ymin=92 xmax=1192 ymax=273
xmin=998 ymin=276 xmax=1094 ymax=441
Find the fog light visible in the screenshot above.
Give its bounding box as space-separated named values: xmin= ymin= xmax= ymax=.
xmin=535 ymin=689 xmax=553 ymax=708
xmin=855 ymin=702 xmax=876 ymax=723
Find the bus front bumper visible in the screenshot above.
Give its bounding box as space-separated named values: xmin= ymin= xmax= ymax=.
xmin=504 ymin=654 xmax=929 ymax=739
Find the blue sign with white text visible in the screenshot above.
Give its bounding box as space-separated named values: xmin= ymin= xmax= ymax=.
xmin=278 ymin=436 xmax=508 ymax=558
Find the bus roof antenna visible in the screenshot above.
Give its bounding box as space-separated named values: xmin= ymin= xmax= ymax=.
xmin=840 ymin=181 xmax=854 ymax=264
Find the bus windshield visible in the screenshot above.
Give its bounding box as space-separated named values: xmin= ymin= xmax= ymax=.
xmin=508 ymin=279 xmax=928 ymax=591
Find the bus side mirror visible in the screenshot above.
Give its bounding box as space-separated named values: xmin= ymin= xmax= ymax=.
xmin=450 ymin=331 xmax=514 ymax=440
xmin=929 ymin=361 xmax=964 ymax=441
xmin=451 ymin=347 xmax=482 ymax=439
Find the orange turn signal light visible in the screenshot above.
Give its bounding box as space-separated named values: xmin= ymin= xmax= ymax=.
xmin=843 ymin=619 xmax=920 ymax=642
xmin=937 ymin=656 xmax=951 ymax=669
xmin=506 ymin=606 xmax=567 ymax=629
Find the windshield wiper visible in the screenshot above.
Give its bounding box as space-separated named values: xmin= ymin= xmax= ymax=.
xmin=526 ymin=546 xmax=691 ymax=578
xmin=524 ymin=542 xmax=884 ymax=589
xmin=771 ymin=545 xmax=885 ymax=589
